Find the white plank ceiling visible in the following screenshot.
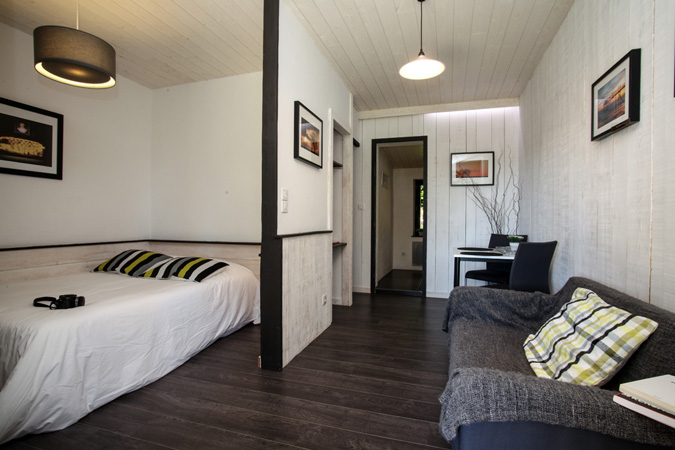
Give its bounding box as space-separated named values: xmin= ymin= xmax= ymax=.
xmin=0 ymin=0 xmax=574 ymax=113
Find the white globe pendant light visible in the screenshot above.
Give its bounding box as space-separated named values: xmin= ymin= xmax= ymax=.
xmin=399 ymin=0 xmax=445 ymax=80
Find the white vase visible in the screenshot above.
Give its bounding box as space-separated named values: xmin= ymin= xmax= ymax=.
xmin=509 ymin=242 xmax=519 ymax=251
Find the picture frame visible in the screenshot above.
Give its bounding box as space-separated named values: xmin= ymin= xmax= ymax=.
xmin=0 ymin=97 xmax=63 ymax=179
xmin=591 ymin=49 xmax=641 ymax=141
xmin=294 ymin=101 xmax=323 ymax=168
xmin=451 ymin=152 xmax=494 ymax=186
xmin=380 ymin=170 xmax=390 ymax=188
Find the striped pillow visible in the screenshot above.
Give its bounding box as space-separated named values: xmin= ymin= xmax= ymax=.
xmin=142 ymin=256 xmax=228 ymax=282
xmin=523 ymin=288 xmax=658 ymax=386
xmin=93 ymin=250 xmax=172 ymax=277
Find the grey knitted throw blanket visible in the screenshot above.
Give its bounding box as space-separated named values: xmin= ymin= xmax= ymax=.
xmin=438 ymin=277 xmax=675 ymax=447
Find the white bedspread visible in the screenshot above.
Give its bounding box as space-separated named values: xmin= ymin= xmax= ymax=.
xmin=0 ymin=263 xmax=260 ymax=444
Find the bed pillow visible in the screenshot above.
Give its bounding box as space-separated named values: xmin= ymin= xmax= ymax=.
xmin=93 ymin=250 xmax=172 ymax=277
xmin=141 ymin=256 xmax=228 ymax=282
xmin=523 ymin=288 xmax=658 ymax=386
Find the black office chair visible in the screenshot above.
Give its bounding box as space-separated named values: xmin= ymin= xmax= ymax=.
xmin=505 ymin=241 xmax=558 ymax=293
xmin=464 ymin=234 xmax=527 ymax=285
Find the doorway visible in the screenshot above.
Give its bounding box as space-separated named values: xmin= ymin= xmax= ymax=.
xmin=370 ymin=136 xmax=427 ymax=296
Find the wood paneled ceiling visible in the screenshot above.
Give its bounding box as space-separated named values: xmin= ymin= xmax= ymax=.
xmin=0 ymin=0 xmax=574 ymax=113
xmin=0 ymin=0 xmax=264 ymax=89
xmin=378 ymin=141 xmax=425 ymax=169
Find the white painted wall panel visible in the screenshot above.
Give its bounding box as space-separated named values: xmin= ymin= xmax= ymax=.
xmin=520 ymin=0 xmax=675 ymax=312
xmin=0 ymin=23 xmax=152 ymax=247
xmin=392 ymin=167 xmax=423 ymax=270
xmin=282 ymin=233 xmax=332 ymax=367
xmin=355 ymin=107 xmax=521 ymax=298
xmin=376 ymin=152 xmax=394 ymax=282
xmin=648 ymin=0 xmax=675 ymax=312
xmin=0 ymin=22 xmax=263 ymax=248
xmin=277 ymin=0 xmax=353 ymax=366
xmin=277 ymin=0 xmax=352 ymax=236
xmin=151 ymin=72 xmax=262 ymax=242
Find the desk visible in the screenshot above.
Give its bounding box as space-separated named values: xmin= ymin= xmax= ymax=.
xmin=453 ymin=247 xmax=515 ymax=287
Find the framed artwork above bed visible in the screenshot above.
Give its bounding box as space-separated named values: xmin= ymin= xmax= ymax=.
xmin=0 ymin=97 xmax=63 ymax=180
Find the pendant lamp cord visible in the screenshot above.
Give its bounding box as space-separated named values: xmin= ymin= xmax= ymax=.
xmin=76 ymin=0 xmax=79 ymax=30
xmin=419 ymin=0 xmax=423 ymax=54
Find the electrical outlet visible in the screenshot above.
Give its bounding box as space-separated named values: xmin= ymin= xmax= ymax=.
xmin=322 ymin=294 xmax=327 ymax=305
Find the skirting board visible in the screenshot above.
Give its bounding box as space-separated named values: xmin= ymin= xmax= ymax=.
xmin=353 ymin=286 xmax=371 ymax=294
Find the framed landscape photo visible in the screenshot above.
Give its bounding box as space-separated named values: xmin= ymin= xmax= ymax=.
xmin=0 ymin=97 xmax=63 ymax=179
xmin=451 ymin=152 xmax=494 ymax=186
xmin=294 ymin=101 xmax=322 ymax=168
xmin=591 ymin=49 xmax=641 ymax=141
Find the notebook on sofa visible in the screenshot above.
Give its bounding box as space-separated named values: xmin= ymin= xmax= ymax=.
xmin=619 ymin=374 xmax=675 ymax=416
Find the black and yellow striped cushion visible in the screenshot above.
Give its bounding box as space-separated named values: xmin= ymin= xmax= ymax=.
xmin=142 ymin=256 xmax=228 ymax=282
xmin=93 ymin=250 xmax=172 ymax=277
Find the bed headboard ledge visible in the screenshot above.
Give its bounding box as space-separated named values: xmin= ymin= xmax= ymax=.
xmin=0 ymin=241 xmax=260 ymax=283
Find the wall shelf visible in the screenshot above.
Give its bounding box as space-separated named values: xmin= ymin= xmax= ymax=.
xmin=331 ymin=127 xmax=352 ymax=306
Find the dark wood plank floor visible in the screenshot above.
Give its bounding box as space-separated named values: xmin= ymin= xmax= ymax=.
xmin=3 ymin=292 xmax=451 ymax=449
xmin=377 ymin=269 xmax=424 ymax=294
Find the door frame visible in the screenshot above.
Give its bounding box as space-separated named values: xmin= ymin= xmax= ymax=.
xmin=370 ymin=136 xmax=428 ymax=296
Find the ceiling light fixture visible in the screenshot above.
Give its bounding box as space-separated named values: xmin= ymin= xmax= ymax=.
xmin=399 ymin=0 xmax=445 ymax=80
xmin=33 ymin=1 xmax=116 ymax=89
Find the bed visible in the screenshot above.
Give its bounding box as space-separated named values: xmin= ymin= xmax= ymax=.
xmin=0 ymin=257 xmax=260 ymax=444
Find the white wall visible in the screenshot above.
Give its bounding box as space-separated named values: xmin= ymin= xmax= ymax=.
xmin=151 ymin=73 xmax=262 ymax=242
xmin=0 ymin=22 xmax=263 ymax=249
xmin=277 ymin=0 xmax=353 ymax=366
xmin=0 ymin=22 xmax=152 ymax=247
xmin=376 ymin=151 xmax=394 ymax=281
xmin=355 ymin=108 xmax=521 ymax=297
xmin=393 ymin=168 xmax=423 ymax=270
xmin=277 ymin=1 xmax=352 ymax=236
xmin=519 ymin=0 xmax=675 ymax=312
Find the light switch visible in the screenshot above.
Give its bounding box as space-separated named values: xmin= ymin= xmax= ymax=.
xmin=281 ymin=200 xmax=288 ymax=213
xmin=281 ymin=188 xmax=288 ymax=201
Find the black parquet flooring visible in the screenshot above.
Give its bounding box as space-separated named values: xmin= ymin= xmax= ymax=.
xmin=3 ymin=292 xmax=450 ymax=449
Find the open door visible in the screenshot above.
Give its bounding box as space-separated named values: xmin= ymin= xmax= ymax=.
xmin=370 ymin=136 xmax=427 ymax=296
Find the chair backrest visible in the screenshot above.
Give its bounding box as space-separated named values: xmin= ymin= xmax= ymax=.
xmin=509 ymin=241 xmax=557 ymax=293
xmin=487 ymin=234 xmax=528 ymax=271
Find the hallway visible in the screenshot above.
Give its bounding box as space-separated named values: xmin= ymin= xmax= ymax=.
xmin=377 ymin=269 xmax=424 ymax=295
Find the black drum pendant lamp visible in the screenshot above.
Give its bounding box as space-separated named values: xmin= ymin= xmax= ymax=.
xmin=33 ymin=2 xmax=116 ymax=89
xmin=399 ymin=0 xmax=445 ymax=80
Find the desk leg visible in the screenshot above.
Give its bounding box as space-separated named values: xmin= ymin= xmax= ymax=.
xmin=453 ymin=257 xmax=461 ymax=288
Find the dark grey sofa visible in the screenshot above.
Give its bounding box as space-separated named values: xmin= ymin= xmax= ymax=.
xmin=440 ymin=277 xmax=675 ymax=449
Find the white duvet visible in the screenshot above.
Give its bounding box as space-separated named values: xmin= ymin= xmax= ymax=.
xmin=0 ymin=263 xmax=260 ymax=444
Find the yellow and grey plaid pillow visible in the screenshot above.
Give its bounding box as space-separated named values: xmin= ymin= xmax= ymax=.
xmin=523 ymin=288 xmax=658 ymax=386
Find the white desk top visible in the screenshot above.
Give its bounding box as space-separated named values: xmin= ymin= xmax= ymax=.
xmin=453 ymin=247 xmax=515 ymax=261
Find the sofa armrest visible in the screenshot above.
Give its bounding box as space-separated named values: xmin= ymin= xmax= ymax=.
xmin=442 ymin=286 xmax=562 ymax=333
xmin=439 ymin=368 xmax=675 ymax=447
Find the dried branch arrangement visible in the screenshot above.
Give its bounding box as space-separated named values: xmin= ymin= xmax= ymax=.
xmin=467 ymin=146 xmax=521 ymax=235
